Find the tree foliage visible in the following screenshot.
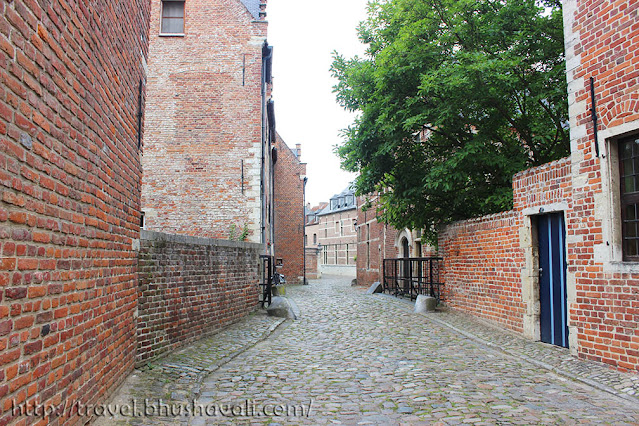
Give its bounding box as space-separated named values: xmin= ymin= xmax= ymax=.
xmin=331 ymin=0 xmax=568 ymax=243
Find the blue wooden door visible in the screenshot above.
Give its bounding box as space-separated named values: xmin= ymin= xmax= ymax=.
xmin=538 ymin=213 xmax=569 ymax=348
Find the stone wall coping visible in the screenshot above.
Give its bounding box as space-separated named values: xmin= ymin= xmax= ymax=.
xmin=141 ymin=230 xmax=262 ymax=251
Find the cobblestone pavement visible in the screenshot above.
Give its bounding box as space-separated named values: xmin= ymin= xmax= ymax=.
xmin=100 ymin=276 xmax=639 ymax=425
xmin=395 ymin=297 xmax=639 ymax=400
xmin=95 ymin=314 xmax=285 ymax=426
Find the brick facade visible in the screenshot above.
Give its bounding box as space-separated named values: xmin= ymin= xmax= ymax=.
xmin=355 ymin=195 xmax=398 ymax=287
xmin=317 ymin=204 xmax=357 ymax=276
xmin=561 ymin=0 xmax=639 ymax=371
xmin=273 ymin=134 xmax=306 ymax=284
xmin=0 ymin=0 xmax=150 ymax=423
xmin=141 ymin=0 xmax=274 ymax=247
xmin=136 ymin=231 xmax=260 ymax=365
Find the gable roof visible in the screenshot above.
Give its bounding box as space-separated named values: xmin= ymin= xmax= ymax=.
xmin=240 ymin=0 xmax=261 ymax=20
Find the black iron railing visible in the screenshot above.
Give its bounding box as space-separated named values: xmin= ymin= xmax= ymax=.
xmin=383 ymin=257 xmax=444 ymax=302
xmin=259 ymin=255 xmax=274 ymax=308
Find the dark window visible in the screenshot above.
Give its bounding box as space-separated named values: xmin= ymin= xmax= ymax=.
xmin=313 ymin=234 xmax=317 ymax=244
xmin=620 ymin=135 xmax=639 ymax=261
xmin=161 ymin=1 xmax=185 ymax=34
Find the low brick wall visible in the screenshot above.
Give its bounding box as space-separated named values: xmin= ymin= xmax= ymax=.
xmin=439 ymin=211 xmax=526 ymax=333
xmin=136 ymin=231 xmax=261 ymax=365
xmin=305 ymin=247 xmax=321 ymax=279
xmin=438 ymin=158 xmax=572 ymax=335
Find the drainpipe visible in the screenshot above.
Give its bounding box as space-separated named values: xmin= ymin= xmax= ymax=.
xmin=303 ymin=177 xmax=308 ymax=285
xmin=260 ymin=42 xmax=273 ymax=251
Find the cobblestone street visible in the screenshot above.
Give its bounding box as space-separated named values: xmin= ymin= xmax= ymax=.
xmin=102 ymin=276 xmax=639 ymax=425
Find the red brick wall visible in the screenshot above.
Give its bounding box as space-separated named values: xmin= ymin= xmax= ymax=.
xmin=273 ymin=134 xmax=306 ymax=283
xmin=439 ymin=212 xmax=526 ymax=332
xmin=141 ymin=0 xmax=269 ymax=243
xmin=439 ymin=158 xmax=572 ymax=334
xmin=136 ymin=231 xmax=260 ymax=365
xmin=563 ymin=0 xmax=639 ymax=371
xmin=0 ymin=0 xmax=150 ymax=423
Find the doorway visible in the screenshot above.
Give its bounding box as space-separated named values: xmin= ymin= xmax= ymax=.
xmin=537 ymin=213 xmax=569 ymax=348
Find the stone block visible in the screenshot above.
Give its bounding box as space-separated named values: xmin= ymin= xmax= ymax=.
xmin=366 ymin=282 xmax=383 ymax=294
xmin=414 ymin=295 xmax=437 ymax=313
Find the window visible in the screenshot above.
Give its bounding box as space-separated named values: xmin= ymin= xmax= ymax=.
xmin=161 ymin=1 xmax=185 ymax=35
xmin=304 ymin=235 xmax=308 ymax=246
xmin=620 ymin=136 xmax=639 ymax=261
xmin=340 ymin=221 xmax=344 ymax=236
xmin=313 ymin=234 xmax=317 ymax=244
xmin=335 ymin=222 xmax=339 ymax=233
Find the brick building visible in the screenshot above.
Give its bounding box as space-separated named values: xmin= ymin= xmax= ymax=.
xmin=141 ymin=0 xmax=276 ymax=249
xmin=355 ymin=194 xmax=399 ymax=287
xmin=273 ymin=133 xmax=306 ymax=284
xmin=0 ymin=0 xmax=150 ymax=423
xmin=304 ymin=202 xmax=326 ymax=280
xmin=560 ymin=0 xmax=639 ymax=371
xmin=312 ymin=187 xmax=357 ymax=277
xmin=438 ymin=0 xmax=639 ymax=372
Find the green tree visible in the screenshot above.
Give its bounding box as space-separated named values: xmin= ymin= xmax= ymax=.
xmin=332 ymin=0 xmax=568 ymax=243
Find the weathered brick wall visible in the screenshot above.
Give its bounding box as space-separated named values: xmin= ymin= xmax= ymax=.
xmin=562 ymin=0 xmax=639 ymax=371
xmin=304 ymin=247 xmax=320 ymax=280
xmin=439 ymin=212 xmax=525 ymax=332
xmin=439 ymin=158 xmax=572 ymax=334
xmin=137 ymin=231 xmax=260 ymax=365
xmin=513 ymin=158 xmax=573 ymax=212
xmin=274 ymin=134 xmax=306 ymax=283
xmin=142 ymin=0 xmax=268 ymax=243
xmin=0 ymin=0 xmax=149 ymax=423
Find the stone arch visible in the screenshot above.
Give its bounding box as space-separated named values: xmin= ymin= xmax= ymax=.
xmin=395 ymin=228 xmax=413 ymax=257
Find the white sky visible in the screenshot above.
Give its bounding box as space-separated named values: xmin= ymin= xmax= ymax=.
xmin=267 ymin=0 xmax=369 ymax=206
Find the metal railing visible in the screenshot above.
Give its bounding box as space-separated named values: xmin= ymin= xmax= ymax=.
xmin=382 ymin=257 xmax=444 ymax=302
xmin=259 ymin=255 xmax=274 ymax=308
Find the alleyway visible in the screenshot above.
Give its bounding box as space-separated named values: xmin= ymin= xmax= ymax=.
xmin=101 ymin=276 xmax=639 ymax=425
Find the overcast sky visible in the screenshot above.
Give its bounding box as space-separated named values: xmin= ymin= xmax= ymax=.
xmin=267 ymin=0 xmax=370 ymax=206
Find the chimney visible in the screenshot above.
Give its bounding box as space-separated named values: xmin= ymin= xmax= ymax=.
xmin=259 ymin=2 xmax=267 ymax=20
xmin=295 ymin=143 xmax=301 ymax=160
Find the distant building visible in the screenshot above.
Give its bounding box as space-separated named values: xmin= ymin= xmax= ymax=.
xmin=310 ymin=187 xmax=358 ymax=277
xmin=355 ymin=193 xmax=436 ymax=288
